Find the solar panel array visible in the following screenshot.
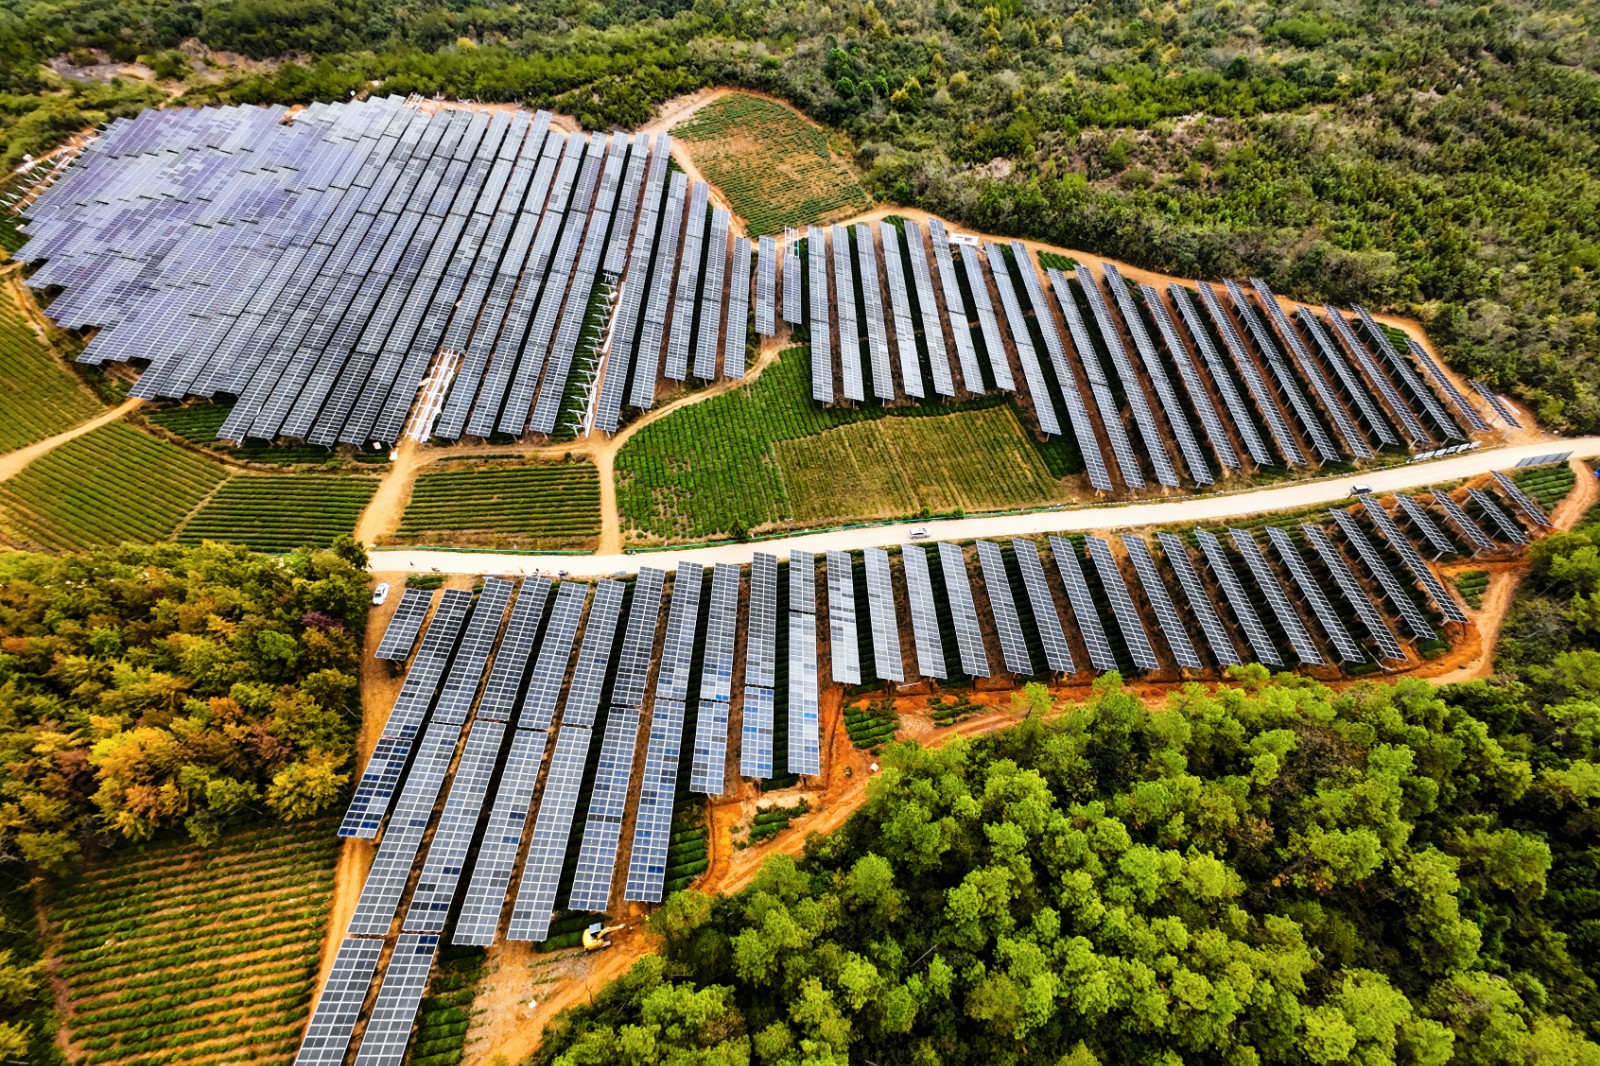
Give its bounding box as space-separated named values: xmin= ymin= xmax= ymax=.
xmin=739 ymin=685 xmax=775 ymax=780
xmin=788 ymin=611 xmax=821 ymax=774
xmin=938 ymin=543 xmax=991 ymax=677
xmin=1468 ymin=487 xmax=1530 ymax=545
xmin=508 ymin=721 xmax=595 ymax=941
xmin=612 ymin=567 xmax=666 ymax=708
xmin=1168 ymin=283 xmax=1275 ymax=468
xmin=1050 ymin=267 xmax=1145 ymax=490
xmin=294 ymin=937 xmax=383 ymax=1065
xmin=627 ymin=169 xmax=686 ymax=411
xmin=724 ymin=236 xmax=752 ymax=379
xmin=755 ymin=235 xmax=777 ymax=336
xmin=1492 ymin=471 xmax=1554 ymax=528
xmin=1012 ymin=538 xmax=1074 ymax=673
xmin=1049 ymin=535 xmax=1118 ymax=672
xmin=622 ymin=695 xmax=684 ymax=903
xmin=1302 ymin=525 xmax=1407 ymax=661
xmin=903 ymin=545 xmax=948 ymax=680
xmin=831 ymin=224 xmax=866 ymax=402
xmin=826 ymin=550 xmax=862 ymax=684
xmin=985 ymin=243 xmax=1059 ymax=435
xmin=1078 ymin=265 xmax=1177 ymax=486
xmin=1228 ymin=527 xmax=1323 ymax=665
xmin=1407 ymin=337 xmax=1490 ymax=432
xmin=1395 ymin=495 xmax=1457 ymax=558
xmin=691 ymin=208 xmax=730 ymax=380
xmin=1085 ymin=536 xmax=1161 ymax=670
xmin=665 ymin=181 xmax=710 ymax=382
xmin=1263 ymin=527 xmax=1365 ymax=663
xmin=928 ymin=218 xmax=984 ymax=390
xmin=1322 ymin=305 xmax=1432 ymax=446
xmin=374 ymin=587 xmax=433 ymax=661
xmin=881 ymin=221 xmax=923 ymax=400
xmin=1225 ymin=278 xmax=1342 ymax=465
xmin=976 ymin=541 xmax=1033 ymax=675
xmin=1328 ymin=509 xmax=1437 ymax=640
xmin=568 ymin=703 xmax=643 ymax=912
xmin=1470 ymin=380 xmax=1523 ymax=428
xmin=781 ymin=234 xmax=803 ymax=326
xmin=351 ymin=933 xmax=438 ymax=1066
xmin=1195 ymin=529 xmax=1283 ymax=667
xmin=747 ymin=553 xmax=778 ymax=689
xmin=689 ymin=564 xmax=739 ymax=793
xmin=1294 ymin=304 xmax=1398 ymax=448
xmin=429 ymin=577 xmax=514 ymax=726
xmin=1352 ymin=305 xmax=1463 ymax=441
xmin=1138 ymin=281 xmax=1240 ymax=473
xmin=1432 ymin=491 xmax=1496 ymax=555
xmin=519 ymin=582 xmax=587 ymax=730
xmin=401 ymin=719 xmax=506 ymax=933
xmin=807 ymin=225 xmax=833 ymax=403
xmin=905 ymin=221 xmax=956 ymax=397
xmin=863 ymin=548 xmax=906 ymax=683
xmin=1247 ymin=278 xmax=1368 ymax=460
xmin=1195 ymin=281 xmax=1304 ymax=467
xmin=1359 ymin=497 xmax=1469 ymax=623
xmin=1121 ymin=534 xmax=1202 ymax=669
xmin=561 ymin=580 xmax=625 ymax=729
xmin=855 ymin=223 xmax=895 ymax=400
xmin=1155 ymin=532 xmax=1242 ymax=668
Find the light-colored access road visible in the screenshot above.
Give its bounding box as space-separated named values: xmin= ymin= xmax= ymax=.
xmin=369 ymin=437 xmax=1598 ymax=577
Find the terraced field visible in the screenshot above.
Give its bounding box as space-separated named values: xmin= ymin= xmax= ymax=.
xmin=392 ymin=461 xmax=602 ymax=548
xmin=0 ymin=421 xmax=226 ymax=550
xmin=673 ymin=94 xmax=870 ymax=234
xmin=177 ymin=474 xmax=379 ymax=552
xmin=0 ymin=278 xmax=99 ymax=454
xmin=49 ymin=821 xmax=339 ymax=1066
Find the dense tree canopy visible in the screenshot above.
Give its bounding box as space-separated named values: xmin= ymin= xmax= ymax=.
xmin=535 ymin=669 xmax=1600 ymax=1065
xmin=0 ymin=540 xmax=369 ymax=871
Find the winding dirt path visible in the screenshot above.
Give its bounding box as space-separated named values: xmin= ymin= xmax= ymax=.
xmin=0 ymin=396 xmax=142 ymax=483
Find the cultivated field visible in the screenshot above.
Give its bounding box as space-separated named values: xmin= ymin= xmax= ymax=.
xmin=49 ymin=821 xmax=339 ymax=1065
xmin=177 ymin=474 xmax=378 ymax=552
xmin=1513 ymin=462 xmax=1576 ymax=511
xmin=393 ymin=461 xmax=602 ymax=548
xmin=0 ymin=421 xmax=225 ymax=549
xmin=0 ymin=279 xmax=99 ymax=454
xmin=673 ymin=94 xmax=871 ymax=234
xmin=615 ymin=350 xmax=1067 ymax=540
xmin=145 ymin=402 xmax=388 ymax=467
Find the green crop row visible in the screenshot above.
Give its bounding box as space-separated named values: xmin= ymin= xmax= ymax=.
xmin=176 ymin=473 xmax=378 ymax=552
xmin=0 ymin=286 xmax=101 ymax=455
xmin=1511 ymin=463 xmax=1576 ymax=512
xmin=395 ymin=461 xmax=602 ymax=544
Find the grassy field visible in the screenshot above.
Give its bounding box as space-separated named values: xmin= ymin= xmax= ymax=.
xmin=777 ymin=406 xmax=1063 ymax=525
xmin=673 ymin=94 xmax=870 ymax=234
xmin=0 ymin=421 xmax=226 ymax=550
xmin=0 ymin=277 xmax=100 ymax=454
xmin=616 ymin=350 xmax=1069 ymax=541
xmin=392 ymin=461 xmax=602 ymax=548
xmin=144 ymin=402 xmax=387 ymax=467
xmin=177 ymin=474 xmax=378 ymax=553
xmin=49 ymin=820 xmax=339 ymax=1065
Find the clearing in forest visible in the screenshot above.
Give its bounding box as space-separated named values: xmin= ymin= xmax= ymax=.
xmin=391 ymin=460 xmax=603 ymax=549
xmin=48 ymin=821 xmax=339 ymax=1065
xmin=0 ymin=279 xmax=100 ymax=455
xmin=673 ymin=93 xmax=871 ymax=234
xmin=0 ymin=421 xmax=226 ymax=550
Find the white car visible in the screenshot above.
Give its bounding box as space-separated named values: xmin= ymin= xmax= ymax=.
xmin=909 ymin=527 xmax=930 ymax=540
xmin=1349 ymin=484 xmax=1375 ymax=497
xmin=371 ymin=582 xmax=390 ymax=606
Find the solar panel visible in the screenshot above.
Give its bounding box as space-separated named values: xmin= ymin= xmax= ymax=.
xmin=724 ymin=236 xmax=752 ymax=379
xmin=807 ymin=229 xmax=834 ymax=402
xmin=561 ymin=580 xmax=626 ymax=729
xmin=1228 ymin=528 xmax=1324 ymax=665
xmin=624 ymin=696 xmax=685 ymax=903
xmin=1084 ymin=536 xmax=1160 ymax=670
xmin=475 ymin=577 xmax=552 ymax=722
xmin=1010 ymin=538 xmax=1074 ymax=673
xmin=782 ymin=235 xmax=803 ymax=326
xmin=826 ymin=550 xmax=861 ymax=684
xmin=927 ymin=218 xmax=985 ymax=391
xmin=787 ymin=612 xmax=821 ymax=775
xmin=1263 ymin=527 xmax=1365 ymax=663
xmin=1101 ymin=263 xmax=1210 ymax=484
xmin=519 ymin=583 xmax=587 ymax=730
xmin=1120 ymin=534 xmax=1202 ymax=669
xmin=1132 ymin=278 xmax=1238 ymax=472
xmin=1467 ymin=487 xmax=1530 ymax=545
xmin=659 ymin=563 xmax=706 ymax=702
xmin=1225 ymin=279 xmax=1343 ymax=464
xmin=700 ymin=563 xmax=740 ymax=702
xmin=1322 ymin=305 xmax=1432 ymax=446
xmin=1047 ymin=535 xmax=1118 ymax=672
xmin=351 ymin=932 xmax=438 ymax=1066
xmin=904 ymin=220 xmax=956 ymax=397
xmin=567 ymin=703 xmax=643 ymax=913
xmin=746 ymin=553 xmax=778 ymax=689
xmin=738 ymin=686 xmax=775 ymax=779
xmin=1167 ymin=283 xmax=1274 ymax=468
xmin=451 ymin=723 xmax=550 ymax=941
xmin=985 ymin=243 xmax=1059 ymax=435
xmin=1408 ymin=337 xmax=1490 ymax=432
xmin=830 ymin=224 xmax=866 ymax=402
xmin=755 ymin=234 xmax=777 ymax=336
xmin=1194 ymin=529 xmax=1283 ymax=667
xmin=1327 ymin=509 xmax=1437 ymax=640
xmin=1358 ymin=497 xmax=1469 ymax=624
xmin=402 ymin=719 xmax=506 ymax=933
xmin=1431 ymin=492 xmax=1496 ymax=555
xmin=1194 ymin=282 xmax=1304 ymax=467
xmin=1048 ymin=267 xmax=1145 ymax=490
xmin=1470 ymin=380 xmax=1523 ymax=428
xmin=975 ymin=541 xmax=1033 ymax=675
xmin=1294 ymin=304 xmax=1398 ymax=448
xmin=1302 ymin=525 xmax=1407 ymax=661
xmin=691 ymin=209 xmax=729 ymax=380
xmin=689 ymin=698 xmax=732 ymax=795
xmin=612 ymin=567 xmax=666 ymax=708
xmin=1076 ymin=265 xmax=1176 ymax=486
xmin=507 ymin=722 xmax=595 ymax=941
xmin=374 ymin=587 xmax=432 ymax=661
xmin=863 ymin=547 xmax=905 ymax=682
xmin=856 ymin=223 xmax=895 ymax=400
xmin=1395 ymin=495 xmax=1457 ymax=558
xmin=1154 ymin=532 xmax=1242 ymax=668
xmin=880 ymin=222 xmax=923 ymax=399
xmin=293 ymin=937 xmax=382 ymax=1065
xmin=937 ymin=543 xmax=991 ymax=677
xmin=790 ymin=550 xmax=816 ymax=614
xmin=1248 ymin=277 xmax=1370 ymax=459
xmin=430 ymin=578 xmax=515 ymax=726
xmin=1492 ymin=471 xmax=1554 ymax=528
xmin=902 ymin=545 xmax=948 ymax=680
xmin=1351 ymin=305 xmax=1463 ymax=441
xmin=346 ymin=720 xmax=461 ymax=936
xmin=663 ymin=181 xmax=709 ymax=382
xmin=629 ymin=171 xmax=688 ymax=411
xmin=959 ymin=243 xmax=1013 ymax=391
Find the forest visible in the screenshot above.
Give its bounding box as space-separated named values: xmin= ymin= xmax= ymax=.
xmin=0 ymin=538 xmax=370 ymax=872
xmin=2 ymin=0 xmax=1599 ymax=430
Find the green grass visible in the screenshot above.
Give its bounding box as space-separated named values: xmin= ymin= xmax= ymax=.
xmin=0 ymin=279 xmax=100 ymax=454
xmin=144 ymin=402 xmax=375 ymax=467
xmin=408 ymin=949 xmax=485 ymax=1066
xmin=393 ymin=461 xmax=602 ymax=548
xmin=844 ymin=700 xmax=900 ymax=751
xmin=48 ymin=820 xmax=338 ymax=1066
xmin=0 ymin=421 xmax=226 ymax=550
xmin=1454 ymin=569 xmax=1490 ymax=610
xmin=1511 ymin=463 xmax=1576 ymax=513
xmin=673 ymin=94 xmax=870 ymax=234
xmin=177 ymin=474 xmax=378 ymax=553
xmin=616 ymin=348 xmax=1069 ymax=542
